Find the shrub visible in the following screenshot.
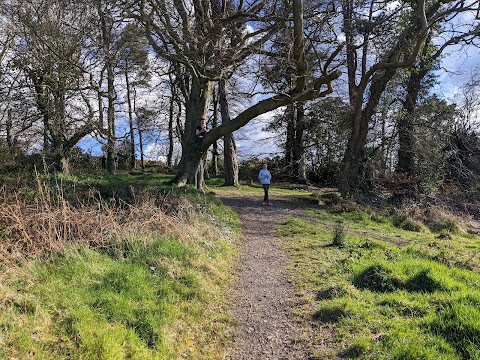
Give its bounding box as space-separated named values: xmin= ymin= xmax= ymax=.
xmin=237 ymin=156 xmax=285 ymax=183
xmin=429 ymin=218 xmax=461 ymax=234
xmin=0 ymin=180 xmax=187 ymax=265
xmin=423 ymin=207 xmax=463 ymax=234
xmin=393 ymin=216 xmax=426 ymax=232
xmin=318 ymin=192 xmax=341 ymax=205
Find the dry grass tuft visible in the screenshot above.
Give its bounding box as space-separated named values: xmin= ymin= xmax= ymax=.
xmin=394 ymin=204 xmax=465 ymax=234
xmin=0 ymin=183 xmax=197 ymax=267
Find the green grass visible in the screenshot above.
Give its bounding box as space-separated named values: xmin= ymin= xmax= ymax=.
xmin=4 ymin=175 xmax=479 ymax=359
xmin=49 ymin=171 xmax=174 ymax=188
xmin=0 ymin=173 xmax=239 ymax=359
xmin=39 ymin=172 xmax=175 ymax=201
xmin=207 ymin=177 xmax=316 ymax=201
xmin=280 ymin=208 xmax=480 ymax=359
xmin=302 ymin=206 xmax=480 ymax=272
xmin=0 ymin=235 xmax=236 ymax=359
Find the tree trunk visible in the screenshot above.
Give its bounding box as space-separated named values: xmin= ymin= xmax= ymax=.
xmin=212 ymin=89 xmax=219 ymax=177
xmin=167 ymin=71 xmax=177 ymax=169
xmin=125 ymin=67 xmax=136 ymax=170
xmin=98 ymin=1 xmax=116 ymax=174
xmin=6 ymin=109 xmax=13 ymax=153
xmin=138 ymin=128 xmax=145 ymax=171
xmin=340 ymin=112 xmax=369 ymax=196
xmin=340 ymin=68 xmax=397 ymax=196
xmin=344 ymin=0 xmax=358 ymax=106
xmin=35 ymin=76 xmax=68 ymax=172
xmin=292 ymin=102 xmax=307 ymax=183
xmin=106 ymin=60 xmax=115 ymax=174
xmin=219 ymin=78 xmax=238 ymax=186
xmin=397 ymin=113 xmax=415 ymax=174
xmin=174 ymin=78 xmax=214 ymax=188
xmin=397 ymin=33 xmax=436 ymax=177
xmin=176 ymin=143 xmax=204 ymax=186
xmin=224 ymin=135 xmax=238 ymax=186
xmin=380 ymin=106 xmax=387 ymax=177
xmin=285 ymin=104 xmax=295 ymax=174
xmin=397 ymin=68 xmax=427 ymax=175
xmin=167 ymin=86 xmax=175 ymax=169
xmin=196 ymin=160 xmax=205 ymax=188
xmin=212 ymin=144 xmax=219 ymax=176
xmin=98 ymin=85 xmax=104 ymax=130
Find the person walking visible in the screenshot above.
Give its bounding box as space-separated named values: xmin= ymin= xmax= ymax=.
xmin=258 ymin=163 xmax=272 ymax=206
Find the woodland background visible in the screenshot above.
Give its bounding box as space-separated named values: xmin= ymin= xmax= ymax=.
xmin=1 ymin=0 xmax=480 ymax=206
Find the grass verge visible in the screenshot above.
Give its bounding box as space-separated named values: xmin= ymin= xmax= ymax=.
xmin=0 ymin=173 xmax=240 ymax=359
xmin=280 ymin=206 xmax=480 ymax=359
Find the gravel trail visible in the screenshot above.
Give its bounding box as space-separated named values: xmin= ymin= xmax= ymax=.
xmin=220 ymin=195 xmax=312 ymax=360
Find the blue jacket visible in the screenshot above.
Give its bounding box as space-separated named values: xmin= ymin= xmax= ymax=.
xmin=258 ymin=169 xmax=272 ymax=185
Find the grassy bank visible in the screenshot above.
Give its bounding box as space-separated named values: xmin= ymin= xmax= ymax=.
xmin=0 ymin=173 xmax=240 ymax=359
xmin=281 ymin=201 xmax=480 ymax=359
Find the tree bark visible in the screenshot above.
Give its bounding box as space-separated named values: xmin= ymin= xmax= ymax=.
xmin=106 ymin=60 xmax=116 ymax=174
xmin=212 ymin=89 xmax=219 ymax=177
xmin=285 ymin=104 xmax=295 ymax=172
xmin=30 ymin=72 xmax=71 ymax=172
xmin=6 ymin=109 xmax=13 ymax=153
xmin=344 ymin=0 xmax=358 ymax=106
xmin=174 ymin=78 xmax=215 ymax=187
xmin=380 ymin=106 xmax=387 ymax=177
xmin=125 ymin=66 xmax=136 ymax=170
xmin=340 ymin=68 xmax=397 ymax=195
xmin=292 ymin=102 xmax=307 ymax=183
xmin=223 ymin=134 xmax=238 ymax=186
xmin=167 ymin=86 xmax=175 ymax=169
xmin=219 ymin=79 xmax=238 ymax=186
xmin=397 ymin=67 xmax=429 ymax=175
xmin=138 ymin=127 xmax=145 ymax=171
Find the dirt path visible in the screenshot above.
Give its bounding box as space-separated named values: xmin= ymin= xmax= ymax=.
xmin=220 ymin=194 xmax=313 ymax=360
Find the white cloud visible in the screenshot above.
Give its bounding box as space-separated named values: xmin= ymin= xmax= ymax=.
xmin=235 ymin=110 xmax=283 ymax=159
xmin=244 ymin=24 xmax=254 ymax=34
xmin=386 ymin=1 xmax=401 ymax=11
xmin=337 ymin=34 xmax=346 ymax=43
xmin=144 ymin=143 xmax=168 ymax=162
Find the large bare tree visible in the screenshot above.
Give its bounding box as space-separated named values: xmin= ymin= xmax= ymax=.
xmin=8 ymin=0 xmax=97 ymax=171
xmin=339 ymin=0 xmax=480 ymax=196
xmin=130 ymin=0 xmax=341 ymax=187
xmin=397 ymin=24 xmax=480 ymax=177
